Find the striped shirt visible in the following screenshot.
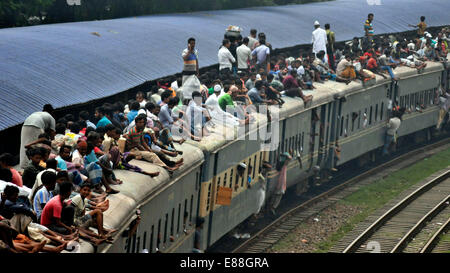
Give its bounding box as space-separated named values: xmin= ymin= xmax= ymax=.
xmin=364 ymin=19 xmax=374 ymax=36
xmin=182 ymin=48 xmax=198 ymax=73
xmin=125 ymin=126 xmax=144 ymax=150
xmin=33 ymin=187 xmax=53 ymax=221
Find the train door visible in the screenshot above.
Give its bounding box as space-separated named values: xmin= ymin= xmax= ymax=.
xmin=316 ymin=104 xmax=329 ymax=167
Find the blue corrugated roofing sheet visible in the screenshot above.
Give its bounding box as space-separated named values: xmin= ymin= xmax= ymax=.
xmin=0 ymin=0 xmax=449 ymax=130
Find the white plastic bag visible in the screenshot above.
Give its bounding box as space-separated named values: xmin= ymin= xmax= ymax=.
xmin=182 ymin=75 xmax=201 ymax=100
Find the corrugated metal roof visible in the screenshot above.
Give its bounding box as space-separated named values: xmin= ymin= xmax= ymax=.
xmin=0 ymin=0 xmax=449 ymax=130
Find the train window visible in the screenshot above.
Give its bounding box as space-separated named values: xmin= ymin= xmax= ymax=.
xmin=400 ymin=96 xmax=403 ymax=108
xmin=248 ymin=158 xmax=252 ymax=183
xmin=375 ymin=104 xmax=378 ymax=122
xmin=345 ymin=114 xmax=349 ymax=136
xmin=183 ymin=199 xmax=187 ymax=228
xmin=380 ymin=102 xmax=384 ymax=120
xmin=260 ymin=152 xmax=264 ymax=168
xmin=215 ymin=176 xmax=221 ymax=202
xmin=190 ymin=195 xmax=194 ymax=223
xmin=234 ymin=169 xmax=239 ymax=191
xmin=143 ymin=232 xmax=147 ymax=252
xmin=171 ymin=208 xmax=175 ymax=239
xmin=184 ymin=199 xmax=188 ymax=231
xmin=369 ymin=106 xmax=373 ymax=125
xmin=241 ymin=160 xmax=246 ymax=187
xmin=302 ymin=132 xmax=305 ymax=151
xmin=206 ymin=183 xmax=211 ymax=212
xmin=229 ymin=169 xmax=234 ymax=188
xmin=358 ymin=110 xmax=361 ymax=129
xmin=340 ymin=116 xmax=344 ymax=136
xmin=164 ymin=213 xmax=168 ymax=244
xmin=136 ymin=237 xmax=140 ymax=253
xmin=132 ymin=234 xmax=137 ymax=253
xmin=222 ymin=173 xmax=226 ymax=188
xmin=157 ymin=219 xmax=161 ymax=250
xmin=351 ymin=114 xmax=355 ymax=132
xmin=253 ymin=154 xmax=257 ymax=178
xmin=150 ymin=225 xmax=154 ymax=253
xmin=177 ymin=204 xmax=181 ymax=234
xmin=195 ymin=172 xmax=199 ymax=191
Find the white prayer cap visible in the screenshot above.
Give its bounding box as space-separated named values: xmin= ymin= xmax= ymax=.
xmin=314 ymin=20 xmax=320 ymax=26
xmin=239 ymin=163 xmax=247 ymax=169
xmin=214 ymin=84 xmax=222 ymax=92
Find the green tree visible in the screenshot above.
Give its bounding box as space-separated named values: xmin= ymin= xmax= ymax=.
xmin=0 ymin=0 xmax=55 ymax=27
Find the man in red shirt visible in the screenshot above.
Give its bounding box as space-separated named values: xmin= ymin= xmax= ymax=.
xmin=365 ymin=48 xmax=388 ymax=79
xmin=41 ymin=181 xmax=76 ymax=235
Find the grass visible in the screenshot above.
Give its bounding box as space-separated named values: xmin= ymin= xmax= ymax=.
xmin=437 ymin=234 xmax=450 ymax=253
xmin=313 ymin=146 xmax=450 ymax=252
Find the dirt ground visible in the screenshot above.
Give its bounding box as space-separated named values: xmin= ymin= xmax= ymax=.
xmin=267 ymin=203 xmax=362 ymax=253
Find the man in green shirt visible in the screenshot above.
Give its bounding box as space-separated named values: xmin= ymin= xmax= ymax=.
xmin=218 ymin=90 xmax=235 ymax=112
xmin=325 ymin=23 xmax=336 ymax=71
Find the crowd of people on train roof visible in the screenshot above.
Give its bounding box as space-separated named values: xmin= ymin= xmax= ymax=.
xmin=1 ymin=13 xmax=449 ymax=253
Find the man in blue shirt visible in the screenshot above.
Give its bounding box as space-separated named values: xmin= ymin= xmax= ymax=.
xmin=248 ymin=80 xmax=271 ymax=105
xmin=95 ymin=106 xmax=112 ymax=128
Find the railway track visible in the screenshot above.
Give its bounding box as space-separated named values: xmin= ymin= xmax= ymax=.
xmin=339 ymin=169 xmax=450 ymax=253
xmin=231 ymin=137 xmax=450 ymax=253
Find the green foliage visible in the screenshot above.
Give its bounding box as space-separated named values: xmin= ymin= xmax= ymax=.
xmin=0 ymin=0 xmax=330 ymax=28
xmin=0 ymin=0 xmax=55 ymax=27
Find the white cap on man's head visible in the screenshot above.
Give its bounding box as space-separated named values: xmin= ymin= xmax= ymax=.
xmin=314 ymin=21 xmax=320 ymax=26
xmin=214 ymin=84 xmax=222 ymax=93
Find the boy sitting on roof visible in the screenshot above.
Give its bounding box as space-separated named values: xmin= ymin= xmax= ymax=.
xmin=70 ymin=182 xmax=116 ymax=245
xmin=123 ymin=114 xmax=181 ymax=172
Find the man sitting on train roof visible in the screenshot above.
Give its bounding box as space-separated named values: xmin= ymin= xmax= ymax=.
xmin=280 ymin=69 xmax=313 ymax=104
xmin=123 ymin=114 xmax=182 ymax=172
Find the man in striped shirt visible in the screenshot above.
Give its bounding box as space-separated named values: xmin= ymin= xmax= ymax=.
xmin=364 ymin=13 xmax=375 ymax=43
xmin=33 ymin=171 xmax=56 ymax=222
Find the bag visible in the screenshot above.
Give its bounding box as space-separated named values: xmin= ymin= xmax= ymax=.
xmin=182 ymin=75 xmax=201 ymax=100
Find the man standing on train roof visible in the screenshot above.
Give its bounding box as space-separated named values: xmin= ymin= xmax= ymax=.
xmin=364 ymin=13 xmax=375 ymax=44
xmin=311 ymin=21 xmax=328 ymax=65
xmin=409 ymin=16 xmax=427 ymax=36
xmin=325 ymin=23 xmax=336 ymax=71
xmin=20 ymin=104 xmax=56 ymax=169
xmin=182 ymin=37 xmax=199 ymax=82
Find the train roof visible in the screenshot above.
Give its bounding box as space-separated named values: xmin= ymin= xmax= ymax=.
xmin=1 ymin=0 xmax=449 ymax=131
xmin=73 ymin=142 xmax=204 ymax=253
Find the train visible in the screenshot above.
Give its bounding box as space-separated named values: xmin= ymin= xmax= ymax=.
xmin=74 ymin=54 xmax=449 ymax=254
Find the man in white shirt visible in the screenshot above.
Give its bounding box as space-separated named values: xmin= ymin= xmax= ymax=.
xmin=187 ymin=91 xmax=211 ymax=139
xmin=236 ymin=37 xmax=252 ymax=72
xmin=312 ymin=21 xmax=328 ymax=64
xmin=20 ymin=105 xmax=56 ymax=169
xmin=383 ymin=109 xmax=404 ymax=155
xmin=248 ymin=29 xmax=258 ymax=50
xmin=218 ymin=39 xmax=236 ymax=74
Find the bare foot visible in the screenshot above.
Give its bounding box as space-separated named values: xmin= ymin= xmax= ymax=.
xmin=91 ymin=237 xmax=107 ymax=246
xmin=144 ymin=171 xmax=159 ymax=177
xmin=106 ymin=188 xmax=119 ymax=195
xmin=31 ymin=241 xmax=46 ymax=253
xmin=54 ymin=242 xmax=67 ymax=253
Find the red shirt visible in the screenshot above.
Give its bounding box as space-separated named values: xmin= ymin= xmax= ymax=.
xmin=367 ymin=58 xmax=378 ymax=70
xmin=10 ymin=168 xmax=23 ymax=187
xmin=40 ymin=195 xmax=63 ymax=226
